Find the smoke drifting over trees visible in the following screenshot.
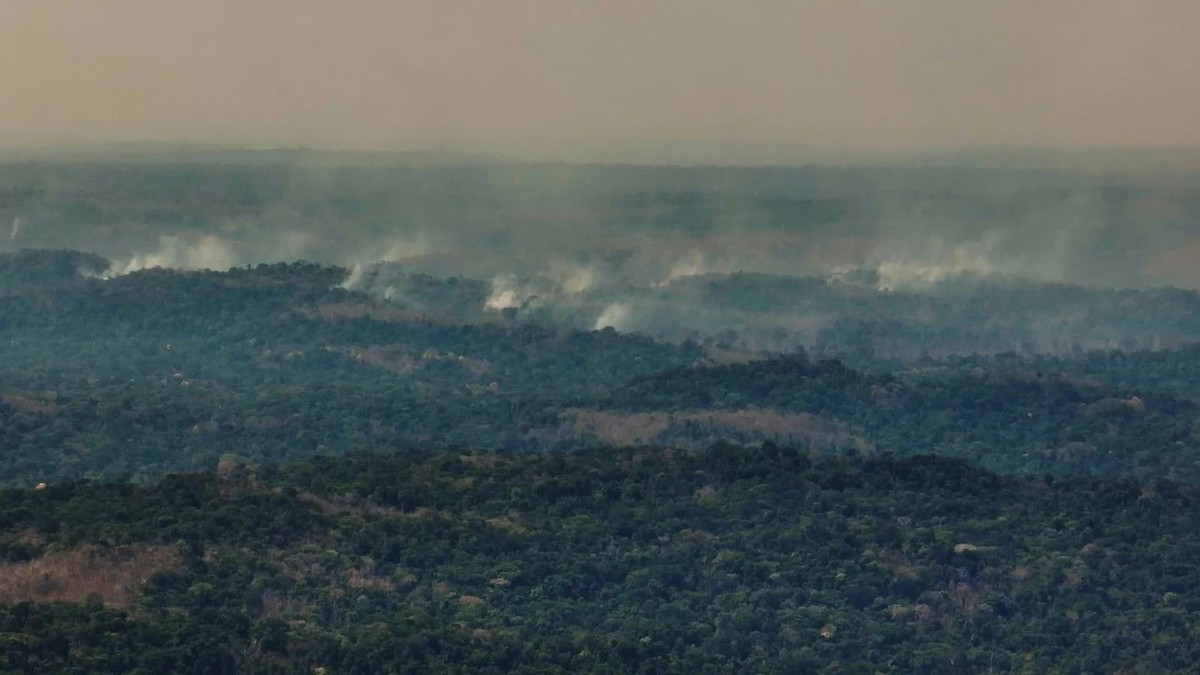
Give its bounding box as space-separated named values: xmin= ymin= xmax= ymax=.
xmin=6 ymin=5 xmax=1200 ymax=672
xmin=2 ymin=157 xmax=1199 ymax=288
xmin=3 ymin=155 xmax=1200 ymax=357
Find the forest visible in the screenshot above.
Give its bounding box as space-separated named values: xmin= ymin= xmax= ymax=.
xmin=3 ymin=251 xmax=1200 ymax=486
xmin=3 ymin=447 xmax=1200 ymax=673
xmin=2 ymin=158 xmax=1200 ymax=672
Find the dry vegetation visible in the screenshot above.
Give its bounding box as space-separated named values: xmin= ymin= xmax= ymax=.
xmin=0 ymin=390 xmax=58 ymax=415
xmin=295 ymin=491 xmax=403 ymax=519
xmin=314 ymin=301 xmax=426 ymax=324
xmin=342 ymin=345 xmax=420 ymax=374
xmin=0 ymin=545 xmax=182 ymax=608
xmin=553 ymin=408 xmax=871 ymax=451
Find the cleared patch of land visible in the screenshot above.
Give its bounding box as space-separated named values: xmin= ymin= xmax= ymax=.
xmin=0 ymin=545 xmax=182 ymax=608
xmin=548 ymin=408 xmax=870 ymax=451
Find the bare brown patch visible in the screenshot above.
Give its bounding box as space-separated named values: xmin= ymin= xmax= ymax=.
xmin=335 ymin=344 xmax=493 ymax=377
xmin=296 ymin=492 xmax=402 ymax=519
xmin=0 ymin=545 xmax=182 ymax=608
xmin=343 ymin=345 xmax=419 ymax=374
xmin=952 ymin=543 xmax=994 ymax=554
xmin=567 ymin=410 xmax=671 ymax=446
xmin=263 ymin=544 xmax=333 ymax=583
xmin=14 ymin=528 xmax=47 ymax=549
xmin=679 ymin=529 xmax=719 ymax=544
xmin=1062 ymin=569 xmax=1083 ymax=590
xmin=548 ymin=408 xmax=871 ymax=451
xmin=345 ymin=566 xmax=397 ymax=592
xmin=257 ymin=589 xmax=306 ymax=619
xmin=315 ymin=301 xmax=426 ymax=324
xmin=484 ymin=515 xmax=529 ymax=535
xmin=458 ymin=454 xmax=502 ymax=469
xmin=948 ymin=581 xmax=985 ymax=615
xmin=216 ymin=457 xmax=269 ymax=499
xmin=876 ymin=548 xmax=921 ymax=581
xmin=702 ymin=346 xmax=759 ymax=365
xmin=888 ymin=604 xmax=912 ymax=620
xmin=1 ymin=391 xmax=58 ymax=415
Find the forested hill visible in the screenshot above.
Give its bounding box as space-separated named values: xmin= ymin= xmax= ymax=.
xmin=1 ymin=448 xmax=1198 ymax=673
xmin=881 ymin=346 xmax=1200 ymax=403
xmin=0 ymin=259 xmax=696 ymax=391
xmin=0 ymin=249 xmax=108 ymax=293
xmin=2 ymin=253 xmax=1200 ymax=484
xmin=344 ymin=263 xmax=1200 ymax=357
xmin=606 ymin=354 xmax=1200 ymax=479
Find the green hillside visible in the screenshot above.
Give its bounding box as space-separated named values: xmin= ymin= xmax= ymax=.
xmin=3 ymin=448 xmax=1199 ymax=673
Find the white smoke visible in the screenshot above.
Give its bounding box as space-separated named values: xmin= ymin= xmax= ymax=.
xmin=378 ymin=233 xmax=436 ymax=263
xmin=106 ymin=234 xmax=238 ymax=277
xmin=593 ymin=302 xmax=631 ymax=331
xmin=336 ymin=232 xmax=439 ymax=292
xmin=328 ymin=229 xmax=441 ymax=290
xmin=484 ymin=273 xmax=527 ymax=311
xmin=9 ymin=216 xmax=21 ymax=240
xmin=546 ymin=259 xmax=598 ymax=295
xmin=874 ymin=244 xmax=995 ymax=291
xmin=340 ymin=263 xmax=366 ymax=290
xmin=658 ymin=249 xmax=709 ymax=286
xmin=483 ymin=268 xmax=590 ymax=313
xmin=656 ymin=249 xmax=743 ymax=287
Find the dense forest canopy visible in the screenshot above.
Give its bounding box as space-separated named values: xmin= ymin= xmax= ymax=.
xmin=2 ymin=159 xmax=1200 ymax=672
xmin=2 ymin=250 xmax=1200 ymax=486
xmin=2 ymin=448 xmax=1199 ymax=673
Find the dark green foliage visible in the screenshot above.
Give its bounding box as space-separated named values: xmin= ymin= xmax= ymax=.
xmin=896 ymin=345 xmax=1200 ymax=402
xmin=0 ymin=471 xmax=321 ymax=560
xmin=609 ymin=352 xmax=1200 ymax=480
xmin=2 ymin=449 xmax=1200 ymax=672
xmin=0 ymin=249 xmax=108 ymax=294
xmin=3 ymin=260 xmax=1200 ymax=484
xmin=0 ymin=261 xmax=702 ymax=484
xmin=0 ymin=601 xmax=244 ymax=675
xmin=4 ymin=161 xmax=1200 ymax=672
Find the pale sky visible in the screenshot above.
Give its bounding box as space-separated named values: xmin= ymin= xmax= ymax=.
xmin=2 ymin=1 xmax=1199 ymax=158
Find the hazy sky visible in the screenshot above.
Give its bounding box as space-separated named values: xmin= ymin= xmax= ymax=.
xmin=3 ymin=1 xmax=1199 ymax=158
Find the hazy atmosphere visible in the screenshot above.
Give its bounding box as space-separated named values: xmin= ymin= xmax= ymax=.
xmin=4 ymin=0 xmax=1200 ymax=159
xmin=9 ymin=4 xmax=1200 ymax=671
xmin=4 ymin=0 xmax=1200 ymax=292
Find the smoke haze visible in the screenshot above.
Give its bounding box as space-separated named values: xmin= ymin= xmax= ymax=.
xmin=2 ymin=161 xmax=1198 ymax=290
xmin=3 ymin=1 xmax=1200 ymax=159
xmin=3 ymin=1 xmax=1200 ymax=345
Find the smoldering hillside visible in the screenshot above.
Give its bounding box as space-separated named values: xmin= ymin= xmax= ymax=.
xmin=4 ymin=253 xmax=1200 ymax=485
xmin=3 ymin=155 xmax=1200 ymax=357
